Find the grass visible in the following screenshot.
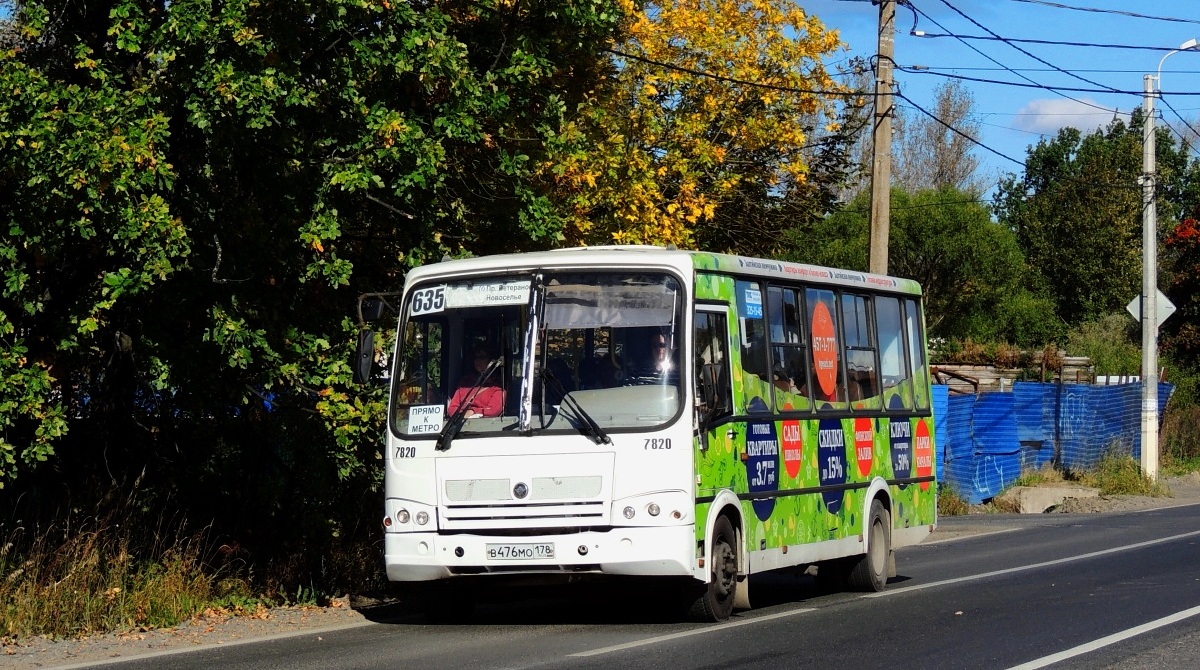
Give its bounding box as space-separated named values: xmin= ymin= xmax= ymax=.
xmin=1161 ymin=404 xmax=1200 ymax=477
xmin=0 ymin=513 xmax=265 ymax=640
xmin=937 ymin=487 xmax=970 ymax=516
xmin=1011 ymin=463 xmax=1066 ymax=488
xmin=1078 ymin=451 xmax=1170 ymax=497
xmin=961 ymin=450 xmax=1174 ymax=514
xmin=1163 ymin=455 xmax=1200 ymax=478
xmin=0 ymin=502 xmax=387 ymax=641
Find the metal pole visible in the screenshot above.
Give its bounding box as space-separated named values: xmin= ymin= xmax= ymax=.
xmin=1141 ymin=73 xmax=1159 ymax=482
xmin=868 ymin=0 xmax=895 ymax=276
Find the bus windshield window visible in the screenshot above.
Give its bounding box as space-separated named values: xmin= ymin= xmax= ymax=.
xmin=539 ymin=273 xmax=682 ymax=432
xmin=391 ymin=272 xmax=683 ymax=439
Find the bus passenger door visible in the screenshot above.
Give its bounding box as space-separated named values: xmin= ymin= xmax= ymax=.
xmin=693 ymin=307 xmax=733 ymax=466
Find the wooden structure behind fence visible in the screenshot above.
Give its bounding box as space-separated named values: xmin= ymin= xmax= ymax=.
xmin=932 ymin=353 xmax=1094 ymax=395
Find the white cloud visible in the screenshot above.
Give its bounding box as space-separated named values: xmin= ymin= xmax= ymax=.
xmin=1012 ymin=98 xmax=1132 ymax=135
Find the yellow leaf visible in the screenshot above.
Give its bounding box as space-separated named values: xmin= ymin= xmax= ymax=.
xmin=537 ymin=0 xmax=844 ymax=248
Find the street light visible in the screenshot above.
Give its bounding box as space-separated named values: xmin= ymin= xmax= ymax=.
xmin=1140 ymin=38 xmax=1199 ymax=482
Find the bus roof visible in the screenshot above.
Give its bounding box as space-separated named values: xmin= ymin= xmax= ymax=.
xmin=404 ymin=246 xmax=922 ymax=296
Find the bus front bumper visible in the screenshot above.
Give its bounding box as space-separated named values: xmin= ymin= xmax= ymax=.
xmin=385 ymin=525 xmax=696 ymax=582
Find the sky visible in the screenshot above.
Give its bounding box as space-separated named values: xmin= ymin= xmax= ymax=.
xmin=803 ymin=0 xmax=1200 ymax=190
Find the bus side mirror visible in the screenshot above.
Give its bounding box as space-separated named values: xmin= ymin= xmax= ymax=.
xmin=352 ymin=329 xmax=376 ymax=385
xmin=361 ymin=298 xmax=386 ymax=322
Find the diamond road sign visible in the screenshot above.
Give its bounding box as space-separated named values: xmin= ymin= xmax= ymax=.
xmin=1126 ymin=290 xmax=1177 ymax=329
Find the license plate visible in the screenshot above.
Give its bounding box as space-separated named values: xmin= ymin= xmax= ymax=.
xmin=485 ymin=543 xmax=555 ymax=560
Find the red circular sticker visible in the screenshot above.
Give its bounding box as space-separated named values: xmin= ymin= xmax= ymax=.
xmin=915 ymin=418 xmax=933 ymax=491
xmin=811 ymin=301 xmax=837 ymax=398
xmin=854 ymin=417 xmax=874 ymax=477
xmin=781 ymin=411 xmax=802 ymax=479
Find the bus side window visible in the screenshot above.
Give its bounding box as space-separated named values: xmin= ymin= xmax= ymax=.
xmin=841 ymin=293 xmax=880 ymax=409
xmin=905 ymin=298 xmax=930 ymax=409
xmin=807 ymin=288 xmax=847 ymax=408
xmin=694 ymin=311 xmax=732 ymax=418
xmin=768 ymin=286 xmax=811 ymax=411
xmin=735 ymin=280 xmax=770 ymax=413
xmin=876 ymin=296 xmax=912 ymax=409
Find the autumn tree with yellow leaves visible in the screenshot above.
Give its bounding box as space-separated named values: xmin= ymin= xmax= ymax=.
xmin=546 ymin=0 xmax=847 ymax=250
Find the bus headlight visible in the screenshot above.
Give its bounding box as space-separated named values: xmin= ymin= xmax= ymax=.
xmin=612 ymin=491 xmax=690 ymax=526
xmin=384 ymin=498 xmax=435 ymax=533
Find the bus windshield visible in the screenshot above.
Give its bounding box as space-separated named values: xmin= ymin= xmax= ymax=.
xmin=390 ymin=271 xmax=684 ymax=439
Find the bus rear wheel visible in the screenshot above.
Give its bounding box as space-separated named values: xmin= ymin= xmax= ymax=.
xmin=847 ymin=499 xmax=890 ymax=592
xmin=689 ymin=515 xmax=738 ymax=622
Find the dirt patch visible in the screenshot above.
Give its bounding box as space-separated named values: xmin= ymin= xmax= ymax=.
xmin=1054 ymin=472 xmax=1200 ymax=514
xmin=1 ymin=598 xmax=374 ymax=670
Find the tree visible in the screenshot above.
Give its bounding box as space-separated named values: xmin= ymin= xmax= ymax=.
xmin=994 ymin=113 xmax=1199 ymax=327
xmin=783 ymin=187 xmax=1059 ymax=345
xmin=695 ymin=73 xmax=873 ymax=257
xmin=892 ymin=80 xmax=988 ymax=195
xmin=543 ymin=0 xmax=845 ymax=250
xmin=1164 ymin=217 xmax=1200 ymax=369
xmin=0 ymin=2 xmax=18 ymax=49
xmin=0 ymin=0 xmax=619 ymax=571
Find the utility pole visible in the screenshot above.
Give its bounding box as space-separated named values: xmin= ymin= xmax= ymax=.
xmin=868 ymin=0 xmax=895 ymax=276
xmin=1140 ymin=72 xmax=1159 ymax=482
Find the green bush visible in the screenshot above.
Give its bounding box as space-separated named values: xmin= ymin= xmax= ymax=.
xmin=1079 ymin=451 xmax=1169 ymax=497
xmin=1066 ymin=314 xmax=1140 ymax=377
xmin=936 ymin=487 xmax=970 ymax=516
xmin=0 ymin=513 xmax=263 ymax=639
xmin=1162 ymin=404 xmax=1200 ymax=476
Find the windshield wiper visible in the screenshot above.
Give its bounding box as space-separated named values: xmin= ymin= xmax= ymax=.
xmin=541 ymin=369 xmax=612 ymax=445
xmin=435 ymin=358 xmax=502 ymax=452
xmin=518 ymin=274 xmax=544 ymax=433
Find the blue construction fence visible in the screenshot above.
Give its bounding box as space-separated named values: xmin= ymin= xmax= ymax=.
xmin=931 ymin=382 xmax=1174 ymax=504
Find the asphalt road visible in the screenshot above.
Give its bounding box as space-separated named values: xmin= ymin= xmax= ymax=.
xmin=81 ymin=504 xmax=1200 ymax=670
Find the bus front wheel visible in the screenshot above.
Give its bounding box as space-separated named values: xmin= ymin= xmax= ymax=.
xmin=689 ymin=515 xmax=738 ymax=622
xmin=847 ymin=499 xmax=890 ymax=592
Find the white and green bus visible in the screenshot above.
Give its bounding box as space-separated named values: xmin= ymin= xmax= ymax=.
xmin=355 ymin=246 xmax=936 ymax=621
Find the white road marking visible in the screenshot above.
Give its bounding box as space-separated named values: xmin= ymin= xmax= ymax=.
xmin=568 ymin=607 xmax=817 ymax=657
xmin=575 ymin=528 xmax=1200 ymax=658
xmin=1004 ymin=603 xmax=1200 ymax=669
xmin=866 ymin=529 xmax=1200 ymax=598
xmin=921 ymin=526 xmax=1022 ymax=545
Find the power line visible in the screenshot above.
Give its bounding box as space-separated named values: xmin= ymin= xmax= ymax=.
xmin=903 ymin=2 xmax=1122 ymax=114
xmin=928 ymin=0 xmax=1121 ymax=93
xmin=981 ymin=111 xmax=1130 ymax=118
xmin=896 ymin=91 xmax=1026 ymax=167
xmin=909 ymin=65 xmax=1200 ymax=75
xmin=899 ymin=67 xmax=1200 ymax=96
xmin=837 ymin=197 xmax=999 ymax=214
xmin=977 ymin=120 xmax=1051 ymax=137
xmin=894 ymin=102 xmax=1053 ymax=136
xmin=603 ymin=48 xmax=866 ymax=98
xmin=1005 ymin=0 xmax=1200 ymax=26
xmin=836 ymin=174 xmax=1152 ymax=215
xmin=1160 ymin=96 xmax=1200 ymax=155
xmin=912 ymin=32 xmax=1200 ymax=54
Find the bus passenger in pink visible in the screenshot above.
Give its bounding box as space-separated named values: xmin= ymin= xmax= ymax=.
xmin=448 ymin=345 xmax=505 ymax=418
